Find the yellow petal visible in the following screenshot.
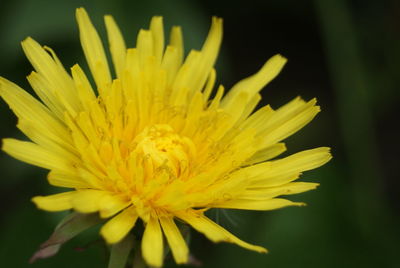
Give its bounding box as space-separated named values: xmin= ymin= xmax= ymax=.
xmin=176 ymin=210 xmax=267 ymax=253
xmin=16 ymin=119 xmax=78 ymax=161
xmin=202 ymin=68 xmax=216 ymax=101
xmin=240 ymin=105 xmax=274 ymax=132
xmin=232 ymin=147 xmax=331 ymax=188
xmin=71 ymin=64 xmax=96 ymax=106
xmin=99 ymin=194 xmax=130 ymax=218
xmin=21 ymin=37 xmax=80 ymax=114
xmin=0 ymin=77 xmax=71 ymax=143
xmin=190 ymin=16 xmax=222 ymax=94
xmin=2 ymin=138 xmax=73 ymax=173
xmin=245 ymin=143 xmax=287 ymax=165
xmin=136 ymin=29 xmax=153 ymax=68
xmin=76 ymin=7 xmax=111 ymax=93
xmin=100 ymin=206 xmax=138 ymax=244
xmin=26 ymin=71 xmax=64 ymax=119
xmin=259 ymin=147 xmax=332 ymax=185
xmin=213 ymin=198 xmax=304 ymax=210
xmin=142 ymin=215 xmax=163 ymax=267
xmin=169 ymin=26 xmax=184 ymax=66
xmin=259 ymin=98 xmax=320 ymax=146
xmin=159 ymin=216 xmax=188 ymax=264
xmin=150 ymin=16 xmax=164 ymax=63
xmin=222 ymin=54 xmax=287 ymax=108
xmin=32 ymin=192 xmax=75 ymax=211
xmin=105 ymin=15 xmax=126 ymax=77
xmin=70 ymin=189 xmax=107 ymax=213
xmin=47 ymin=170 xmax=90 ymax=189
xmin=243 ymin=182 xmax=320 ymax=200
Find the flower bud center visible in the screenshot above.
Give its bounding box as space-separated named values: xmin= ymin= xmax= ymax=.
xmin=134 ymin=124 xmax=195 ymax=177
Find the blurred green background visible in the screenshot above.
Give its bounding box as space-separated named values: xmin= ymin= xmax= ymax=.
xmin=1 ymin=0 xmax=399 ymax=267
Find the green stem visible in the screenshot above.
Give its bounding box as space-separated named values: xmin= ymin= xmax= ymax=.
xmin=108 ymin=234 xmax=135 ymax=268
xmin=131 ymin=247 xmax=147 ymax=268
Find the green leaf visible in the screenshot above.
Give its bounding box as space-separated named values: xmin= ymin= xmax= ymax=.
xmin=30 ymin=212 xmax=103 ymax=263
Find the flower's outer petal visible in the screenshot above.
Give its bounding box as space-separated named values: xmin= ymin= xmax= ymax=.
xmin=162 ymin=46 xmax=180 ymax=87
xmin=159 ymin=216 xmax=189 ymax=264
xmin=176 ymin=210 xmax=267 ymax=253
xmin=136 ymin=29 xmax=153 ymax=67
xmin=259 ymin=98 xmax=320 ymax=146
xmin=2 ymin=139 xmax=73 ymax=174
xmin=70 ymin=189 xmax=107 ymax=213
xmin=251 ymin=147 xmax=332 ymax=187
xmin=16 ymin=119 xmax=78 ymax=162
xmin=47 ymin=170 xmax=90 ymax=189
xmin=169 ymin=26 xmax=184 ymax=66
xmin=245 ymin=143 xmax=287 ymax=165
xmin=202 ymin=68 xmax=216 ymax=101
xmin=236 ymin=93 xmax=262 ymax=125
xmin=105 ymin=15 xmax=126 ymax=78
xmin=26 ymin=71 xmax=64 ymax=119
xmin=100 ymin=206 xmax=138 ymax=244
xmin=71 ymin=64 xmax=97 ymax=106
xmin=170 ymin=17 xmax=222 ymax=105
xmin=98 ymin=194 xmax=130 ymax=218
xmin=142 ymin=215 xmax=163 ymax=267
xmin=222 ymin=54 xmax=287 ymax=109
xmin=190 ymin=16 xmax=222 ymax=94
xmin=226 ymin=147 xmax=331 ymax=189
xmin=150 ymin=16 xmax=164 ymax=64
xmin=21 ymin=37 xmax=80 ymax=115
xmin=241 ymin=182 xmax=320 ymax=200
xmin=32 ymin=192 xmax=75 ymax=211
xmin=76 ymin=8 xmax=111 ymax=94
xmin=213 ymin=198 xmax=305 ymax=210
xmin=0 ymin=77 xmax=71 ymax=146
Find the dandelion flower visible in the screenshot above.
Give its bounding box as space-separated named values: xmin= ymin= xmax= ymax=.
xmin=0 ymin=7 xmax=331 ymax=267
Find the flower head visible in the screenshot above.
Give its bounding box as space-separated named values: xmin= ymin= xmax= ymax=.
xmin=0 ymin=8 xmax=331 ymax=267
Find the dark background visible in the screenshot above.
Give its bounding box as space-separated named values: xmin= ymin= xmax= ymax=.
xmin=0 ymin=0 xmax=399 ymax=267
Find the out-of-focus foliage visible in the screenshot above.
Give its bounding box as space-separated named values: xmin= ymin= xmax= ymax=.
xmin=0 ymin=0 xmax=399 ymax=267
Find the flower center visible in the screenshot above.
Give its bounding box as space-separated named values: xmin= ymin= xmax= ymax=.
xmin=133 ymin=124 xmax=196 ymax=178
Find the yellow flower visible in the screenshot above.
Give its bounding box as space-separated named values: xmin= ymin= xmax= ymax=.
xmin=0 ymin=7 xmax=331 ymax=267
